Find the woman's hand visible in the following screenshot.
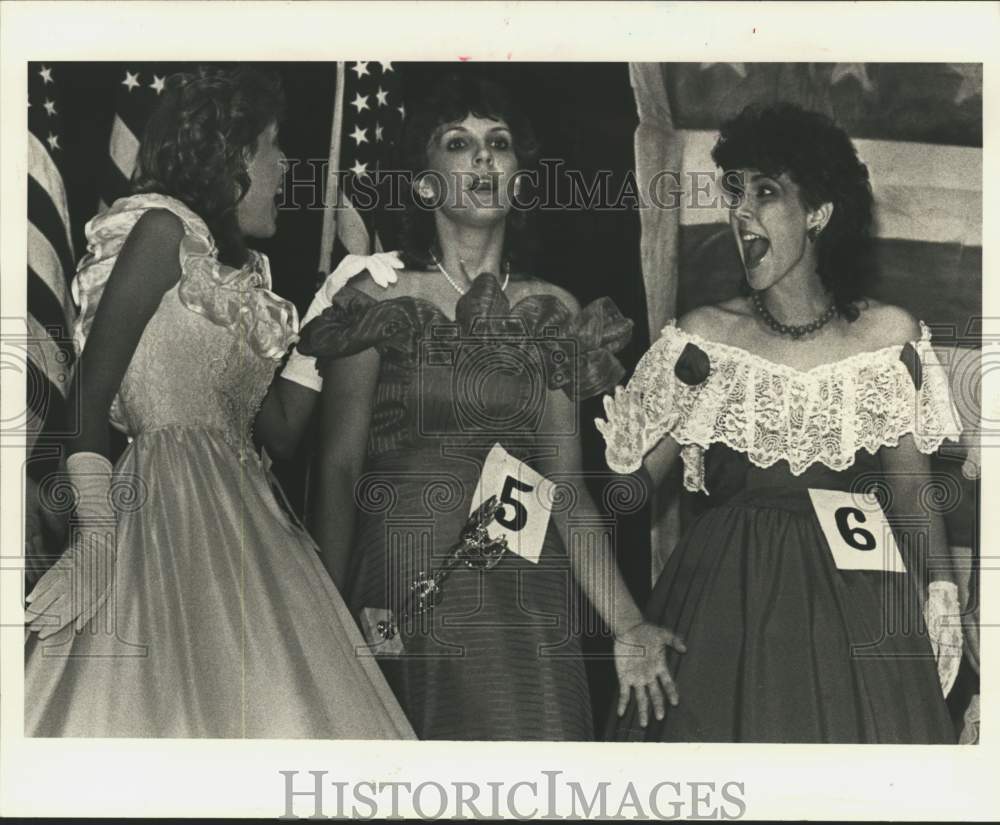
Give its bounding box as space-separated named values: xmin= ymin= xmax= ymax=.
xmin=320 ymin=251 xmax=403 ymax=303
xmin=25 ymin=453 xmax=117 ymax=640
xmin=614 ymin=619 xmax=686 ymax=727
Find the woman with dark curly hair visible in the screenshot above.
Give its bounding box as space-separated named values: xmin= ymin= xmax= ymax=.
xmin=294 ymin=73 xmax=683 ymax=740
xmin=24 ymin=66 xmax=414 ymax=739
xmin=598 ymin=102 xmax=963 ymax=743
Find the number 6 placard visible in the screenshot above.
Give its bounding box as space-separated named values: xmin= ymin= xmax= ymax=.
xmin=469 ymin=444 xmax=554 ymax=564
xmin=807 ymin=488 xmax=907 ymax=574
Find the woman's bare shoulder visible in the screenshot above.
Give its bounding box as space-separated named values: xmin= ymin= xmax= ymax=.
xmin=509 ymin=277 xmax=581 ymax=312
xmin=851 ymin=298 xmax=922 ymax=346
xmin=348 ymin=268 xmax=427 ymax=301
xmin=676 ymin=297 xmax=752 ymax=340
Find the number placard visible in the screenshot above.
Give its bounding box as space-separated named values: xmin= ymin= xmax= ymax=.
xmin=469 ymin=443 xmax=554 ymax=564
xmin=808 ymin=488 xmax=906 ymax=573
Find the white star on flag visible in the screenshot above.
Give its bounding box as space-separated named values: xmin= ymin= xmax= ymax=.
xmin=46 ymin=132 xmax=60 ymax=151
xmin=352 ymin=61 xmax=370 ymax=79
xmin=351 ymin=92 xmax=370 ymax=113
xmin=39 ymin=66 xmax=53 ymax=84
xmin=43 ymin=99 xmax=57 ymax=116
xmin=379 ymin=62 xmax=394 ymax=73
xmin=830 ymin=63 xmax=876 ymax=94
xmin=397 ymin=103 xmax=405 ymax=118
xmin=151 ymin=75 xmax=166 ymax=95
xmin=350 ymin=125 xmax=368 ymax=146
xmin=122 ymin=71 xmax=141 ymax=92
xmin=375 ymin=87 xmax=389 ymax=107
xmin=375 ymin=123 xmax=384 ymax=143
xmin=699 ymin=63 xmax=747 ymax=79
xmin=350 ymin=160 xmax=369 ymax=178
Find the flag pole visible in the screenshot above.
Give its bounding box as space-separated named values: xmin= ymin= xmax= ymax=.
xmin=318 ymin=61 xmax=347 ymax=273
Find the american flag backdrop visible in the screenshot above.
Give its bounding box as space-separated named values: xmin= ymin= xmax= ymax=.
xmin=26 ymin=62 xmax=75 ymax=443
xmin=629 ymin=61 xmax=983 ymax=587
xmin=322 ymin=60 xmax=405 ymax=269
xmin=99 ymin=63 xmax=181 ymax=211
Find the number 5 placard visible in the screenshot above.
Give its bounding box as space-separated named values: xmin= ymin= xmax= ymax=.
xmin=808 ymin=488 xmax=907 ymax=573
xmin=469 ymin=443 xmax=554 ymax=564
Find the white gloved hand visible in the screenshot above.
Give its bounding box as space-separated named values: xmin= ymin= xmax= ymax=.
xmin=25 ymin=452 xmax=117 ymax=639
xmin=282 ymin=251 xmax=404 ymax=391
xmin=324 ymin=251 xmax=403 ymax=296
xmin=924 ymin=580 xmax=963 ymax=697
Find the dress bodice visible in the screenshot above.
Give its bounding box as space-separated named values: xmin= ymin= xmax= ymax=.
xmin=599 ymin=318 xmax=963 ymax=495
xmin=298 ymin=273 xmax=634 ymax=459
xmin=72 ymin=194 xmax=298 ymax=454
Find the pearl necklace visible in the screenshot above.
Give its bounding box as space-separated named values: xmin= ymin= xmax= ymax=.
xmin=751 ymin=291 xmax=837 ymax=340
xmin=431 ymin=251 xmax=510 ymax=296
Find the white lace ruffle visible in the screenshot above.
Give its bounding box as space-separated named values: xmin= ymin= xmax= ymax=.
xmin=599 ymin=319 xmax=963 ymax=493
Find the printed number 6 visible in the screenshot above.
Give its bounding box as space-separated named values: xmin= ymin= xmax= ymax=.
xmin=834 ymin=506 xmax=877 ymax=551
xmin=496 ymin=476 xmax=534 ymax=532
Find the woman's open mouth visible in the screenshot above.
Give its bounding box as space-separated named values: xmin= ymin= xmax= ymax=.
xmin=740 ymin=231 xmax=770 ymax=269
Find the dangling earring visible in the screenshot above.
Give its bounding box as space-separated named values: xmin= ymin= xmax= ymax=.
xmin=416 ymin=175 xmax=436 ymax=204
xmin=513 ymin=174 xmax=523 ymax=199
xmin=808 ymin=224 xmax=823 ymax=242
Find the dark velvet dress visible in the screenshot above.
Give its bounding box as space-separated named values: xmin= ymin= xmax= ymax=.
xmin=299 ymin=273 xmax=633 ymax=740
xmin=600 ymin=320 xmax=962 ymax=743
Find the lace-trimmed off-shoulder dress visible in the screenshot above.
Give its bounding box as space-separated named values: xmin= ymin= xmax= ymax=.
xmin=599 ymin=320 xmax=962 ymax=743
xmin=298 ymin=273 xmax=633 ymax=740
xmin=24 ymin=194 xmax=415 ymax=739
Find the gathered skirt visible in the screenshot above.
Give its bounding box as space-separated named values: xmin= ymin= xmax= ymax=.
xmin=349 ymin=445 xmax=593 ymax=741
xmin=25 ymin=426 xmax=415 ymax=739
xmin=610 ymin=486 xmax=956 ymax=743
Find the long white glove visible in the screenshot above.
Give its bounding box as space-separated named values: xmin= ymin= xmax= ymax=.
xmin=924 ymin=580 xmax=963 ymax=696
xmin=25 ymin=452 xmax=117 ymax=639
xmin=282 ymin=251 xmax=403 ymax=391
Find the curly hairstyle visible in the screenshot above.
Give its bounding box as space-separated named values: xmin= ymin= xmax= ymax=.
xmin=131 ymin=65 xmax=285 ymax=268
xmin=398 ymin=73 xmax=541 ymax=274
xmin=711 ymin=102 xmax=875 ymax=320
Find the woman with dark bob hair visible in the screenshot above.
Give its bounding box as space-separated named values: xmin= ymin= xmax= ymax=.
xmin=295 ymin=72 xmax=684 ymax=740
xmin=598 ymin=102 xmax=963 ymax=743
xmin=24 ymin=66 xmax=414 ymax=739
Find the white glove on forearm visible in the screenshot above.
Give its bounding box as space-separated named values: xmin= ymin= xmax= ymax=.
xmin=26 ymin=452 xmax=116 ymax=639
xmin=282 ymin=251 xmax=403 ymax=391
xmin=924 ymin=580 xmax=963 ymax=697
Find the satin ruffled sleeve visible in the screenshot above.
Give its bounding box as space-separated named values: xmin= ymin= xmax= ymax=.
xmin=507 ymin=290 xmax=635 ymax=401
xmin=72 ymin=193 xmax=297 ymax=364
xmin=177 ymin=238 xmax=298 ymax=362
xmin=296 ymin=287 xmax=424 ymax=370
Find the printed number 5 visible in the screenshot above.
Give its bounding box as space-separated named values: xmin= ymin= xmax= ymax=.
xmin=496 ymin=476 xmax=534 ymax=532
xmin=834 ymin=506 xmax=877 ymax=551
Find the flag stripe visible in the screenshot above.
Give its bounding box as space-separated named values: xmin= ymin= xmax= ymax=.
xmin=25 ymin=312 xmax=72 ymax=401
xmin=109 ymin=113 xmax=141 ymax=181
xmin=335 ymin=203 xmax=371 ymax=255
xmin=27 ymin=132 xmax=73 ymax=251
xmin=27 ymin=223 xmax=75 ymax=329
xmin=28 ymin=176 xmax=75 ymax=279
xmin=27 ymin=268 xmax=75 ymax=354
